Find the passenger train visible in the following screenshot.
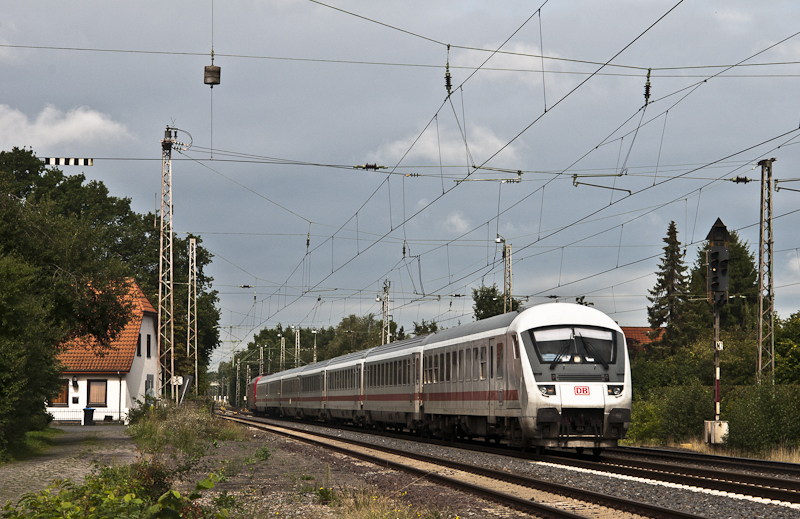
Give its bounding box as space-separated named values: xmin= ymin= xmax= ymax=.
xmin=246 ymin=303 xmax=631 ymax=453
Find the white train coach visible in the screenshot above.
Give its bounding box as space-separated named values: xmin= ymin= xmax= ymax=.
xmin=247 ymin=302 xmax=631 ymax=453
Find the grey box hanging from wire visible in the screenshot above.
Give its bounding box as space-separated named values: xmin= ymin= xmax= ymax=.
xmin=204 ymin=65 xmax=220 ymax=87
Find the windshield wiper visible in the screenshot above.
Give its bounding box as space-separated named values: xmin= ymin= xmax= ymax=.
xmin=581 ymin=337 xmax=609 ymax=369
xmin=549 ymin=341 xmax=572 ymax=370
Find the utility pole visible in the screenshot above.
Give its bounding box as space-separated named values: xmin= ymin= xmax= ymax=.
xmin=187 ymin=238 xmax=198 ymax=395
xmin=259 ymin=346 xmax=263 ymax=375
xmin=293 ymin=325 xmax=301 ymax=367
xmin=378 ymin=280 xmax=391 ymax=345
xmin=757 ymin=158 xmax=776 ymax=384
xmin=158 ymin=127 xmax=176 ymax=403
xmin=312 ymin=329 xmax=318 ymax=363
xmin=235 ymin=359 xmax=241 ymax=408
xmin=278 ymin=332 xmax=285 ymax=372
xmin=705 ymin=219 xmax=730 ymax=444
xmin=496 ymin=235 xmax=512 ymax=313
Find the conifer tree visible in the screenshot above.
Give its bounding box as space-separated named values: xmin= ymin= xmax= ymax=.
xmin=647 ymin=221 xmax=689 ymax=354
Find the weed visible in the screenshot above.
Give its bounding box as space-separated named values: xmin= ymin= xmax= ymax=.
xmin=212 ymin=490 xmax=237 ymax=509
xmin=255 ymin=444 xmax=272 ymax=461
xmin=315 ymin=486 xmax=336 ymax=505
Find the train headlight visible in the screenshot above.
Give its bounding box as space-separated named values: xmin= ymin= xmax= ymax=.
xmin=538 ymin=385 xmax=556 ymax=396
xmin=607 ymin=385 xmax=623 ymax=396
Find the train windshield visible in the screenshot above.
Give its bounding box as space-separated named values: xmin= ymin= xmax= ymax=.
xmin=529 ymin=326 xmax=616 ymax=368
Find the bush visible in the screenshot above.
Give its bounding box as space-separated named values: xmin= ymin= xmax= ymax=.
xmin=724 ymin=383 xmax=800 ymax=453
xmin=656 ymin=383 xmax=713 ymax=442
xmin=625 ymin=382 xmax=712 ymax=445
xmin=1 ymin=460 xmax=223 ymax=519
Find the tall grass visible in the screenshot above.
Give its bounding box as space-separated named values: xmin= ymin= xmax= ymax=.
xmin=127 ymin=403 xmax=244 ymax=458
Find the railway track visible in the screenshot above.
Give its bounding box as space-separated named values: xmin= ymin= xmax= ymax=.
xmin=242 ymin=413 xmax=800 ymax=505
xmin=608 ymin=445 xmax=800 ymax=478
xmin=220 ymin=413 xmax=705 ymax=519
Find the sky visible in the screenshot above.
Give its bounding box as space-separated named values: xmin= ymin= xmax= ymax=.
xmin=4 ymin=1 xmax=800 ymax=370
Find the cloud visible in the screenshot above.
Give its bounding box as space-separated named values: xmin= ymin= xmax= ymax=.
xmin=444 ymin=211 xmax=470 ymax=233
xmin=0 ymin=104 xmax=131 ymax=151
xmin=377 ymin=123 xmax=520 ymax=166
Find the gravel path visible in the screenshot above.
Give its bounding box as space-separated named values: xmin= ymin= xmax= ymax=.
xmin=0 ymin=425 xmax=138 ymax=506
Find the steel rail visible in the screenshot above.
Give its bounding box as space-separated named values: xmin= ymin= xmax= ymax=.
xmin=533 ymin=454 xmax=800 ymax=504
xmin=221 ymin=413 xmax=706 ymax=519
xmin=608 ymin=446 xmax=800 ymax=477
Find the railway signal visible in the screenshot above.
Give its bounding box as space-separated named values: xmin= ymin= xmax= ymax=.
xmin=705 ymin=219 xmax=730 ymax=444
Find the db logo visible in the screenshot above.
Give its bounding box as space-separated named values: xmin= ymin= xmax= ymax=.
xmin=574 ymin=386 xmax=590 ymax=395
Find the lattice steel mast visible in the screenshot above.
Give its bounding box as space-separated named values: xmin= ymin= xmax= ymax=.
xmin=158 ymin=127 xmax=176 ymax=402
xmin=187 ymin=237 xmax=198 ymax=395
xmin=380 ymin=280 xmax=391 ymax=345
xmin=757 ymin=158 xmax=776 ymax=384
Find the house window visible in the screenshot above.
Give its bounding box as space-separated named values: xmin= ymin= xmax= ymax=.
xmin=146 ymin=334 xmax=152 ymax=358
xmin=137 ymin=334 xmax=142 ymax=357
xmin=88 ymin=380 xmax=107 ymax=407
xmin=50 ymin=379 xmax=69 ymax=406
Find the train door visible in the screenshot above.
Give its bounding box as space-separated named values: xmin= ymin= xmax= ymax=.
xmin=495 ymin=338 xmax=507 ymax=410
xmin=488 ymin=338 xmax=496 ymax=420
xmin=413 ymin=352 xmax=422 ymax=420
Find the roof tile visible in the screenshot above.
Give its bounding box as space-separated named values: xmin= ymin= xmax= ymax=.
xmin=59 ymin=281 xmax=153 ymax=374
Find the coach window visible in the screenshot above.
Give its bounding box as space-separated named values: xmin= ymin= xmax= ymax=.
xmin=439 ymin=353 xmax=445 ymax=382
xmin=445 ymin=352 xmax=451 ymax=382
xmin=451 ymin=351 xmax=457 ymax=382
xmin=396 ymin=361 xmax=401 ymax=385
xmin=479 ymin=347 xmax=487 ymax=380
xmin=512 ymin=335 xmax=520 ymax=359
xmin=464 ymin=349 xmax=471 ymax=381
xmin=496 ymin=343 xmax=504 ymax=378
xmin=472 ymin=348 xmax=481 ymax=380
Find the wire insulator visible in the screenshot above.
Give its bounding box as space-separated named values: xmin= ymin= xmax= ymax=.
xmin=733 ymin=176 xmax=751 ymax=184
xmin=644 ymin=68 xmax=652 ymax=104
xmin=445 ymin=44 xmax=452 ymax=96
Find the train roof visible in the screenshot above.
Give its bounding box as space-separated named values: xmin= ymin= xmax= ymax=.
xmin=325 ymin=347 xmax=377 ymax=368
xmin=422 ymin=311 xmax=517 ymax=346
xmin=365 ymin=335 xmax=426 ymax=361
xmin=508 ymin=302 xmax=624 ymax=334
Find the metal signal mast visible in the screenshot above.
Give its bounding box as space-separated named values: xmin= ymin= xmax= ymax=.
xmin=757 ymin=158 xmax=776 ymax=384
xmin=187 ymin=238 xmax=198 ymax=395
xmin=158 ymin=126 xmax=189 ymax=403
xmin=159 ymin=128 xmax=176 ymax=402
xmin=378 ymin=280 xmax=391 ymax=344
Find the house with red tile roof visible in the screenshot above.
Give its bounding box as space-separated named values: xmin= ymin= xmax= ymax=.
xmin=47 ymin=280 xmax=159 ymax=424
xmin=620 ymin=326 xmax=663 ymax=359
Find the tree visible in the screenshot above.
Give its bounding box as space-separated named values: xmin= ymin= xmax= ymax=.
xmin=413 ymin=319 xmax=438 ymax=336
xmin=0 ymin=147 xmax=221 ymax=395
xmin=0 ymin=158 xmax=135 ymax=454
xmin=646 ymin=221 xmax=689 ymax=354
xmin=471 ymin=283 xmax=519 ymax=320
